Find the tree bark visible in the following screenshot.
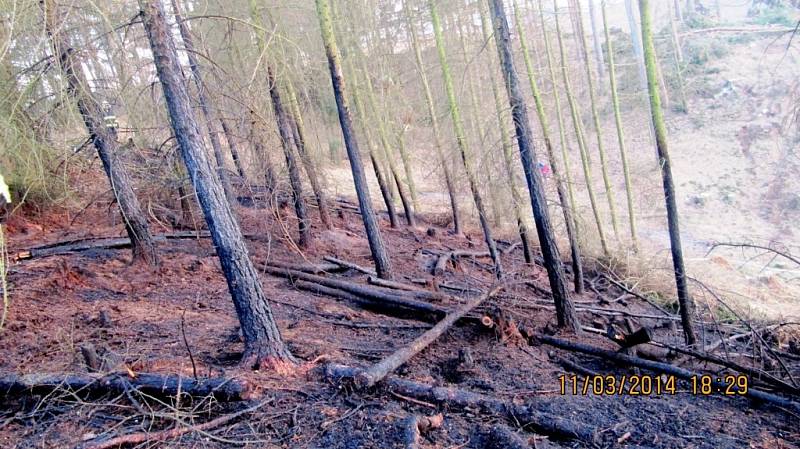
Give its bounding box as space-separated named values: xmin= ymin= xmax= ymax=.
xmin=170 ymin=0 xmax=236 ymax=206
xmin=488 ymin=0 xmax=581 ymax=333
xmin=404 ymin=0 xmax=461 ymax=234
xmin=43 ymin=0 xmax=157 ymax=266
xmin=429 ymin=0 xmax=503 ymax=279
xmin=266 ymin=66 xmax=311 ymax=247
xmin=638 ymin=0 xmax=697 ymax=345
xmin=601 ymin=0 xmax=639 ymax=250
xmin=315 ymin=0 xmax=394 ymax=279
xmin=219 ymin=118 xmax=247 ymax=181
xmin=137 ymin=0 xmax=295 ymax=367
xmin=512 ymin=0 xmax=584 ymax=293
xmin=587 ymin=0 xmax=606 ymax=82
xmin=286 ymin=81 xmax=333 ymax=229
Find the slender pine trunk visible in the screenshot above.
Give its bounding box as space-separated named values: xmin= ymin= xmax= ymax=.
xmin=513 ymin=0 xmax=584 ymax=292
xmin=396 ymin=128 xmax=419 ymax=213
xmin=404 ymin=0 xmax=461 ymax=234
xmin=489 ymin=0 xmax=581 ymax=332
xmin=571 ymin=0 xmax=620 ymax=240
xmin=639 ymin=0 xmax=697 ymax=346
xmin=316 ymin=0 xmax=394 ymax=279
xmin=479 ymin=0 xmax=534 ymax=264
xmin=138 ymin=0 xmax=294 ymax=367
xmin=266 ymin=66 xmax=312 ymax=247
xmin=587 ymin=0 xmax=606 ymax=82
xmin=44 ymin=0 xmax=157 ymax=266
xmin=219 ymin=118 xmax=247 ymax=180
xmin=553 ymin=0 xmax=610 ymax=256
xmin=601 ymin=0 xmax=639 ymax=250
xmin=170 ymin=0 xmax=236 ymax=206
xmin=286 ymin=80 xmax=333 ymax=229
xmin=429 ymin=0 xmax=503 ymax=279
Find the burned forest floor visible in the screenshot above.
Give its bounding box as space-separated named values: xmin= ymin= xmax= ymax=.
xmin=1 ymin=196 xmax=799 ymax=449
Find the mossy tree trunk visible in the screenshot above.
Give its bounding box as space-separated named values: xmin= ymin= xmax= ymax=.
xmin=639 ymin=0 xmax=697 ymax=345
xmin=43 ymin=0 xmax=157 ymax=266
xmin=404 ymin=0 xmax=461 ymax=234
xmin=601 ymin=0 xmax=639 ymax=250
xmin=513 ymin=0 xmax=584 ymax=293
xmin=553 ymin=0 xmax=610 ymax=256
xmin=488 ymin=0 xmax=581 ymax=332
xmin=137 ymin=0 xmax=295 ymax=368
xmin=315 ymin=0 xmax=394 ymax=279
xmin=571 ymin=0 xmax=620 ymax=240
xmin=429 ymin=0 xmax=503 ymax=279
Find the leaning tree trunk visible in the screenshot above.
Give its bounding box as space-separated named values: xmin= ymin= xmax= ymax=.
xmin=512 ymin=0 xmax=584 ymax=293
xmin=430 ymin=0 xmax=503 ymax=280
xmin=361 ymin=64 xmax=416 ymax=227
xmin=601 ymin=0 xmax=639 ymax=250
xmin=404 ymin=0 xmax=461 ymax=234
xmin=488 ymin=0 xmax=581 ymax=332
xmin=43 ymin=0 xmax=157 ymax=266
xmin=571 ymin=0 xmax=620 ymax=240
xmin=553 ymin=0 xmax=610 ymax=256
xmin=266 ymin=66 xmax=312 ymax=247
xmin=478 ymin=1 xmax=534 ymax=264
xmin=170 ymin=0 xmax=236 ymax=206
xmin=285 ymin=80 xmax=333 ymax=229
xmin=219 ymin=118 xmax=247 ymax=181
xmin=638 ymin=0 xmax=697 ymax=346
xmin=137 ymin=0 xmax=295 ymax=367
xmin=315 ymin=0 xmax=394 ymax=279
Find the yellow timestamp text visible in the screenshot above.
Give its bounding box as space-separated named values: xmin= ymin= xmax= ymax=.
xmin=558 ymin=374 xmax=749 ymax=396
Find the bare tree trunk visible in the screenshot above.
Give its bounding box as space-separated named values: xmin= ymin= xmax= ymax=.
xmin=286 ymin=81 xmax=333 ymax=229
xmin=625 ymin=0 xmax=649 ymax=92
xmin=170 ymin=0 xmax=236 ymax=206
xmin=220 ymin=118 xmax=247 ymax=181
xmin=430 ymin=0 xmax=503 ymax=279
xmin=587 ymin=0 xmax=606 ymax=82
xmin=43 ymin=0 xmax=157 ymax=266
xmin=266 ymin=66 xmax=312 ymax=247
xmin=138 ymin=0 xmax=295 ymax=367
xmin=404 ymin=0 xmax=461 ymax=234
xmin=489 ymin=0 xmax=581 ymax=332
xmin=316 ymin=0 xmax=394 ymax=279
xmin=512 ymin=0 xmax=585 ymax=293
xmin=639 ymin=0 xmax=697 ymax=346
xmin=248 ymin=112 xmax=277 ymax=191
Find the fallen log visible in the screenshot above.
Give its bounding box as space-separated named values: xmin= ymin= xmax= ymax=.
xmin=368 ymin=275 xmax=423 ymax=292
xmin=354 ymin=286 xmax=502 ymax=388
xmin=431 ymin=252 xmax=453 ymax=276
xmin=292 ymin=280 xmax=446 ymax=322
xmin=323 ymin=256 xmax=377 ymax=276
xmin=409 ymin=278 xmax=483 ymax=295
xmin=265 ymin=265 xmax=454 ymax=305
xmin=79 ymin=399 xmax=268 ymax=449
xmin=324 ymin=363 xmax=595 ymax=443
xmin=537 ymin=335 xmax=800 ymax=414
xmin=487 ymin=425 xmax=531 ymax=449
xmin=0 ymin=372 xmax=249 ymax=402
xmin=264 ymin=259 xmax=346 ymax=274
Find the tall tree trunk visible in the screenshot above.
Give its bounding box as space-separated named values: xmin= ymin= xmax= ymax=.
xmin=285 ymin=80 xmax=333 ymax=229
xmin=667 ymin=1 xmax=689 ymax=113
xmin=348 ymin=63 xmax=400 ymax=229
xmin=587 ymin=0 xmax=606 ymax=82
xmin=488 ymin=0 xmax=581 ymax=332
xmin=404 ymin=0 xmax=461 ymax=235
xmin=513 ymin=0 xmax=584 ymax=293
xmin=315 ymin=0 xmax=394 ymax=279
xmin=429 ymin=0 xmax=503 ymax=279
xmin=170 ymin=0 xmax=236 ymax=206
xmin=624 ymin=0 xmax=649 ymax=92
xmin=674 ymin=0 xmax=684 ymax=23
xmin=137 ymin=0 xmax=295 ymax=367
xmin=553 ymin=0 xmax=610 ymax=256
xmin=571 ymin=0 xmax=620 ymax=240
xmin=266 ymin=66 xmax=312 ymax=247
xmin=396 ymin=128 xmax=420 ymax=213
xmin=601 ymin=0 xmax=639 ymax=250
xmin=43 ymin=0 xmax=157 ymax=266
xmin=361 ymin=65 xmax=416 ymax=227
xmin=638 ymin=0 xmax=697 ymax=346
xmin=248 ymin=111 xmax=277 ymax=191
xmin=478 ymin=1 xmax=534 ymax=264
